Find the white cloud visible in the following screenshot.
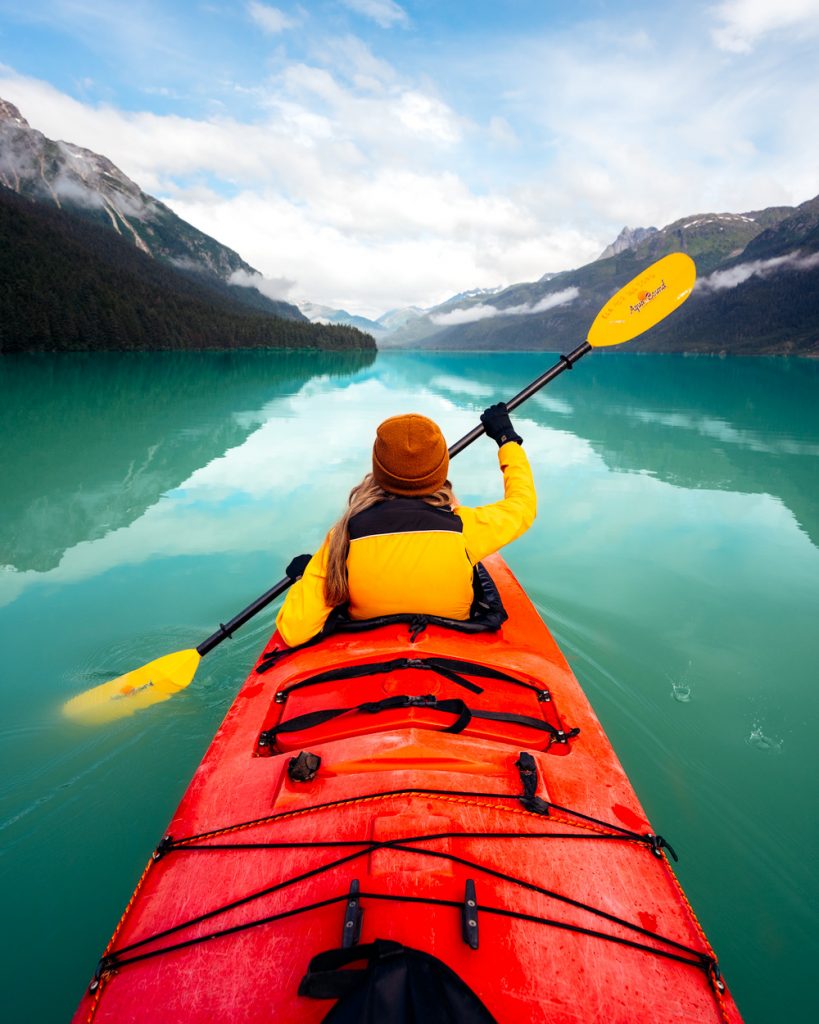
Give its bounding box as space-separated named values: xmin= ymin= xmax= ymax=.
xmin=700 ymin=250 xmax=819 ymax=290
xmin=493 ymin=18 xmax=819 ymax=231
xmin=247 ymin=2 xmax=297 ymax=34
xmin=395 ymin=90 xmax=462 ymax=143
xmin=710 ymin=0 xmax=819 ymax=53
xmin=161 ymin=162 xmax=596 ymax=315
xmin=229 ymin=268 xmax=297 ymax=300
xmin=430 ymin=288 xmax=580 ymax=326
xmin=315 ymin=34 xmax=397 ymax=92
xmin=341 ymin=0 xmax=409 ymax=29
xmin=430 ymin=304 xmax=505 ymax=327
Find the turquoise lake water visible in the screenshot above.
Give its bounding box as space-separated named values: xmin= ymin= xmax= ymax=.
xmin=1 ymin=349 xmax=817 ymax=1021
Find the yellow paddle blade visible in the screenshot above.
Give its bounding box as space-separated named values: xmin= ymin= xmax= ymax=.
xmin=587 ymin=252 xmax=696 ymax=348
xmin=63 ymin=648 xmax=202 ymax=725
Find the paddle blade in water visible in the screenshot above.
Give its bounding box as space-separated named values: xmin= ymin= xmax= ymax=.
xmin=63 ymin=649 xmax=202 ymax=725
xmin=587 ymin=252 xmax=696 ymax=348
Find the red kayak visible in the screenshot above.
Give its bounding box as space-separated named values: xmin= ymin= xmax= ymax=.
xmin=73 ymin=554 xmax=744 ymax=1023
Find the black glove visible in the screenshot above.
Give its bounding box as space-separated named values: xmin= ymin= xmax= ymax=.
xmin=480 ymin=402 xmax=523 ymax=447
xmin=285 ymin=553 xmax=312 ymax=581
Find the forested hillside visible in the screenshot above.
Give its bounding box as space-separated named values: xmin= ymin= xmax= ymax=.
xmin=0 ymin=186 xmax=375 ymax=353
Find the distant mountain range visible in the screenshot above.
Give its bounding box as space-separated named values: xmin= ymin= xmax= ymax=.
xmin=298 ymin=288 xmax=507 ymax=340
xmin=2 ymin=97 xmax=816 ymax=356
xmin=298 ymin=301 xmax=388 ymax=337
xmin=374 ymin=201 xmax=819 ymax=355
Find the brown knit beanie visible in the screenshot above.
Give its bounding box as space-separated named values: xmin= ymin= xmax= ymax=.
xmin=372 ymin=413 xmax=449 ymax=496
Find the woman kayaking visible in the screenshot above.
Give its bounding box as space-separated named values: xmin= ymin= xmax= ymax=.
xmin=275 ymin=402 xmax=536 ymax=647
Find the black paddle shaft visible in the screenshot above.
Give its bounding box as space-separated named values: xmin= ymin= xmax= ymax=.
xmin=447 ymin=341 xmax=591 ymax=457
xmin=197 ymin=339 xmax=592 ymax=657
xmin=197 ymin=579 xmax=292 ymax=655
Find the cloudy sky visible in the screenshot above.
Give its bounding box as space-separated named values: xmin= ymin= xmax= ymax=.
xmin=1 ymin=0 xmax=817 ymax=317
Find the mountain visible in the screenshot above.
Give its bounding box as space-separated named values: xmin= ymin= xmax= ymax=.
xmin=380 ymin=197 xmax=818 ymax=355
xmin=0 ymin=98 xmax=302 ymax=321
xmin=640 ymin=196 xmax=819 ymax=355
xmin=441 ymin=285 xmax=504 ymax=304
xmin=0 ymin=184 xmax=375 ymax=353
xmin=597 ymin=225 xmax=658 ymax=260
xmin=299 ymin=301 xmax=387 ymax=336
xmin=376 ymin=306 xmax=427 ymax=332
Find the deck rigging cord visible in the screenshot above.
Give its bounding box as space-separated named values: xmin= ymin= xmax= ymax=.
xmin=90 ymin=774 xmax=694 ymax=991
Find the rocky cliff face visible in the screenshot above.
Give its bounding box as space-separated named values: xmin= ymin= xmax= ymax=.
xmin=597 ymin=225 xmax=658 ymax=260
xmin=0 ymin=99 xmax=249 ymax=277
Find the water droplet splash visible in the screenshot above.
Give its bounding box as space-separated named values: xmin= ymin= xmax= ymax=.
xmin=668 ymin=661 xmax=694 ymax=703
xmin=747 ymin=725 xmax=783 ymax=753
xmin=671 ymin=680 xmax=693 ymax=703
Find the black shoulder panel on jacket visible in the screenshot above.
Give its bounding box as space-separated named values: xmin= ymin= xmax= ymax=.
xmin=349 ymin=498 xmax=463 ymax=540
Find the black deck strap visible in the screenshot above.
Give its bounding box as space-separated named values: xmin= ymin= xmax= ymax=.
xmin=470 ymin=709 xmax=578 ymax=748
xmin=428 ymin=656 xmax=549 ymax=699
xmin=274 ymin=655 xmax=550 ymax=706
xmin=276 ymin=656 xmax=485 ymax=701
xmin=299 ymin=938 xmax=498 ymax=1023
xmin=258 ymin=695 xmax=473 ymax=749
xmin=462 ymin=880 xmax=479 ymax=950
xmin=342 ymin=879 xmax=363 ymax=949
xmin=515 ymin=752 xmax=551 ymax=816
xmin=259 ymin=705 xmax=357 ymax=744
xmin=258 ymin=697 xmax=573 ymax=750
xmin=420 ymin=663 xmax=484 ymax=694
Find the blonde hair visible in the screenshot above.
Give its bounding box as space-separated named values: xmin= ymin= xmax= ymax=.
xmin=324 ymin=473 xmax=456 ymax=606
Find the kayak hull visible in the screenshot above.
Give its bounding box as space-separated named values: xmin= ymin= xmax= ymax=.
xmin=73 ymin=555 xmax=744 ymax=1023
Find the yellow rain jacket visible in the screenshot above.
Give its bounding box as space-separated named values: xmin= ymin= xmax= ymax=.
xmin=276 ymin=442 xmax=536 ymax=647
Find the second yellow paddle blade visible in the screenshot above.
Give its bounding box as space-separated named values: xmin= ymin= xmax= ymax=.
xmin=588 ymin=252 xmax=696 ymax=348
xmin=63 ymin=648 xmax=202 ymax=725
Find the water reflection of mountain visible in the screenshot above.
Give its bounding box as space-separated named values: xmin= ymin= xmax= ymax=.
xmin=383 ymin=351 xmax=819 ymax=549
xmin=570 ymin=356 xmax=819 ymax=548
xmin=0 ymin=350 xmax=375 ymax=571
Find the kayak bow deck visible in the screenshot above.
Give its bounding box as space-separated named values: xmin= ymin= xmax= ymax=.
xmin=73 ymin=555 xmax=744 ymax=1023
